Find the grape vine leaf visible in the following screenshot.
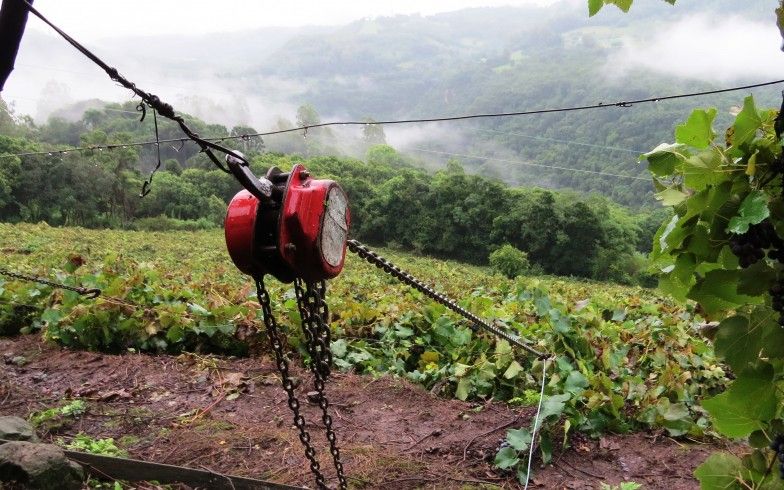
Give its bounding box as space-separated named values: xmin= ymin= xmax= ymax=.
xmin=683 ymin=150 xmax=726 ymax=191
xmin=702 ymin=363 xmax=776 ymax=438
xmin=726 ymin=191 xmax=770 ymax=234
xmin=657 ymin=254 xmax=696 ymax=301
xmin=713 ymin=315 xmax=763 ymax=372
xmin=589 ymin=0 xmax=675 ymax=17
xmin=540 ymin=393 xmax=571 ymax=421
xmin=330 ymin=339 xmax=348 ymax=357
xmin=642 ymin=143 xmax=688 ymax=177
xmin=455 ymin=377 xmax=471 ymax=401
xmin=655 ymin=187 xmax=688 ymax=206
xmin=506 ymin=428 xmax=532 ymax=452
xmin=588 ymin=0 xmax=603 ymax=16
xmin=693 ymin=452 xmax=744 ymax=490
xmin=675 ymin=108 xmax=717 ymax=149
xmin=503 ymin=360 xmax=524 ymax=379
xmin=737 ymin=262 xmax=776 ymax=296
xmin=732 ymin=96 xmax=763 ymax=147
xmin=564 ymin=370 xmax=588 ymax=395
xmin=777 ymin=4 xmax=784 ymax=47
xmin=687 ymin=269 xmax=761 ymax=316
xmin=494 ymin=446 xmax=519 ymax=469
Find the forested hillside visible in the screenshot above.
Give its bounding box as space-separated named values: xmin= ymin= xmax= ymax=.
xmin=6 ymin=1 xmax=779 ymax=208
xmin=244 ymin=0 xmax=780 ymax=205
xmin=0 ymin=104 xmax=660 ymax=283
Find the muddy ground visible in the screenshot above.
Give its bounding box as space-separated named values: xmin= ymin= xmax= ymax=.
xmin=0 ymin=335 xmax=732 ymax=489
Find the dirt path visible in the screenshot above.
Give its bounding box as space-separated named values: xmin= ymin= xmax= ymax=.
xmin=0 ymin=335 xmax=721 ymax=489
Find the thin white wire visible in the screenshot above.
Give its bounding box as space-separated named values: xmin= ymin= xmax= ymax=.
xmin=524 ymin=357 xmax=550 ymax=490
xmin=409 ymin=147 xmax=650 ymax=181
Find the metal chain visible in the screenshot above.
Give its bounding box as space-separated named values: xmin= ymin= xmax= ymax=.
xmin=295 ymin=279 xmax=347 ymax=490
xmin=254 ymin=276 xmax=328 ymax=489
xmin=294 ymin=279 xmax=331 ymax=379
xmin=0 ymin=268 xmax=100 ymax=299
xmin=346 ymin=239 xmax=545 ymax=358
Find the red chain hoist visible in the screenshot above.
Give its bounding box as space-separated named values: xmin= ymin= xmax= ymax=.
xmin=223 ymin=153 xmax=544 ymax=489
xmin=224 ymin=153 xmax=349 ymax=490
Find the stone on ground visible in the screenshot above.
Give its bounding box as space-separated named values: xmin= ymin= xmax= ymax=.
xmin=0 ymin=416 xmax=38 ymax=442
xmin=0 ymin=441 xmax=83 ymax=489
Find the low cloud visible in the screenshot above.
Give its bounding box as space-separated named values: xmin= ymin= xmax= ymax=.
xmin=608 ymin=14 xmax=784 ymax=83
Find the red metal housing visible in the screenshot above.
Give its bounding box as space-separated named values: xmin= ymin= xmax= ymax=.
xmin=224 ymin=164 xmax=350 ymax=282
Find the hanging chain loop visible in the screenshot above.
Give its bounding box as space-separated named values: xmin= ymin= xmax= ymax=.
xmin=346 ymin=239 xmax=545 ymax=358
xmin=295 ymin=279 xmax=347 ymax=489
xmin=255 ymin=276 xmax=346 ymax=490
xmin=0 ymin=268 xmax=101 ymax=299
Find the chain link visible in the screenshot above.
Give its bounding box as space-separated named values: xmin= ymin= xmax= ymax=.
xmin=296 ymin=279 xmax=347 ymax=490
xmin=346 ymin=239 xmax=545 ymax=358
xmin=254 ymin=276 xmax=328 ymax=489
xmin=0 ymin=268 xmax=101 ymax=299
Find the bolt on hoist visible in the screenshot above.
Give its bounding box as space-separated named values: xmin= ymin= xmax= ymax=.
xmin=223 ymin=152 xmax=544 ymax=489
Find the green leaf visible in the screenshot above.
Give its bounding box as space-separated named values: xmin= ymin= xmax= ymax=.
xmin=165 ymin=324 xmax=185 ymax=343
xmin=726 ymin=191 xmax=770 ymax=234
xmin=494 ymin=446 xmax=519 ymax=470
xmin=539 ymin=432 xmax=553 ymax=465
xmin=714 ymin=315 xmax=763 ymax=372
xmin=455 ymin=378 xmax=471 ymax=401
xmin=506 ymin=428 xmax=532 ymax=452
xmin=608 ymin=0 xmax=632 ymax=12
xmin=778 ymin=5 xmax=784 ymax=47
xmin=702 ymin=363 xmax=777 ymax=438
xmin=748 ymin=430 xmax=770 ymax=449
xmin=330 ymin=338 xmax=347 ymax=357
xmin=675 ymin=108 xmax=717 ymax=149
xmin=588 ymin=0 xmax=603 ymax=16
xmin=745 ymin=150 xmax=758 ymax=176
xmin=453 ymin=363 xmax=472 ymax=377
xmin=658 ymin=253 xmax=696 ymax=301
xmin=694 ymin=452 xmax=744 ymax=490
xmin=687 ymin=269 xmax=760 ymax=317
xmin=187 ymin=302 xmax=210 ymax=316
xmin=503 ymin=360 xmax=524 ymax=379
xmin=737 ymin=261 xmax=775 ymax=296
xmin=683 ymin=150 xmax=727 ymax=191
xmin=643 ymin=142 xmax=688 ymax=177
xmin=40 ymin=308 xmax=62 ymax=324
xmin=564 ymin=370 xmax=588 ymax=395
xmin=733 ymin=96 xmax=762 ymax=147
xmin=495 ymin=339 xmax=512 ymax=369
xmin=655 ymin=187 xmax=688 ymax=206
xmin=540 ymin=393 xmax=570 ymax=422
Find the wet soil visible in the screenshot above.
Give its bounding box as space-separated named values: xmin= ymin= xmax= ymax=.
xmin=0 ymin=335 xmax=730 ymax=489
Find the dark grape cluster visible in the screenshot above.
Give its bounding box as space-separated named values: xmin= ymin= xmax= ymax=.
xmin=729 ymin=220 xmax=783 ymax=269
xmin=772 ymin=280 xmax=784 ymax=327
xmin=771 ymin=434 xmax=784 ymax=479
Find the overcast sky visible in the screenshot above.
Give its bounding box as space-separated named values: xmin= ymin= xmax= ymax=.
xmin=26 ymin=0 xmax=560 ymax=41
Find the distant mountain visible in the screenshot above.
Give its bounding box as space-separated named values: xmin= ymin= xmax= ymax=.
xmin=7 ymin=1 xmax=781 ymax=207
xmin=230 ymin=1 xmax=780 ymax=206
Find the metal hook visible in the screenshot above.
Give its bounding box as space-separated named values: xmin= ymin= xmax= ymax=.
xmin=140 ymin=180 xmax=151 ymax=197
xmin=171 ymin=140 xmax=186 ymax=152
xmin=136 ymin=102 xmax=147 ymax=122
xmin=79 ymin=287 xmax=101 ymax=299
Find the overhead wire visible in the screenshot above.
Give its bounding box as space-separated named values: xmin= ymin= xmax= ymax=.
xmin=1 ymin=74 xmax=780 ymax=160
xmin=3 ymin=77 xmax=780 ymax=159
xmin=6 ymin=1 xmax=784 ymax=185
